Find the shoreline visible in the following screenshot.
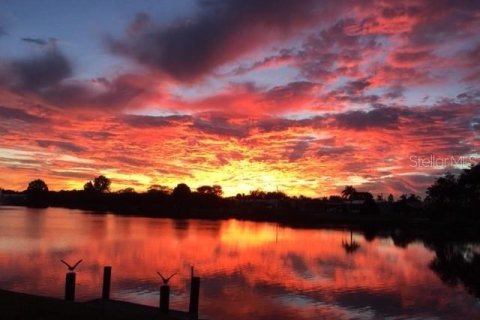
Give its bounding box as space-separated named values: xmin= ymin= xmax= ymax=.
xmin=0 ymin=289 xmax=199 ymax=320
xmin=4 ymin=203 xmax=480 ymax=244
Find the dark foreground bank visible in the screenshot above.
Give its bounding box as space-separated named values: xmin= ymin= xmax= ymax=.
xmin=0 ymin=289 xmax=200 ymax=320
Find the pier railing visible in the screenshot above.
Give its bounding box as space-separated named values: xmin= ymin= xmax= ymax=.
xmin=57 ymin=262 xmax=201 ymax=319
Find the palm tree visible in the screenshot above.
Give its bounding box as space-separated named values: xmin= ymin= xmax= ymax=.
xmin=342 ymin=229 xmax=360 ymax=254
xmin=341 ymin=186 xmax=356 ymax=203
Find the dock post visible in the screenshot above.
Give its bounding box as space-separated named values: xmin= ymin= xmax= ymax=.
xmin=65 ymin=272 xmax=76 ymax=301
xmin=189 ymin=276 xmax=200 ymax=318
xmin=102 ymin=266 xmax=112 ymax=300
xmin=159 ymin=285 xmax=170 ymax=314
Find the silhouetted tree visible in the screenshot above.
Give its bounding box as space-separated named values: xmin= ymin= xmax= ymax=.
xmin=387 ymin=194 xmax=394 ymax=203
xmin=426 ymin=173 xmax=458 ymax=202
xmin=394 ymin=193 xmax=423 ymax=215
xmin=407 ymin=194 xmax=421 ymax=202
xmin=457 ymin=164 xmax=480 ymax=218
xmin=83 ymin=181 xmax=95 ymax=192
xmin=26 ymin=179 xmax=49 ymax=208
xmin=117 ymin=187 xmax=135 ymax=194
xmin=172 ymin=183 xmax=191 ymax=198
xmin=83 ymin=175 xmax=111 ymax=193
xmin=341 ymin=186 xmax=356 ymax=201
xmin=249 ymin=189 xmax=266 ymax=199
xmin=425 ymin=173 xmax=460 ymax=219
xmin=93 ymin=175 xmax=111 ymax=193
xmin=148 ymin=184 xmax=172 ymax=194
xmin=197 ymin=185 xmax=223 ymax=197
xmin=329 ymin=195 xmax=343 ymax=201
xmin=265 ymin=191 xmax=287 ymax=199
xmin=27 ymin=179 xmax=48 ymax=193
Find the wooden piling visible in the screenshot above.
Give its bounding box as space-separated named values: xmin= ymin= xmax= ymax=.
xmin=65 ymin=272 xmax=76 ymax=301
xmin=159 ymin=285 xmax=170 ymax=314
xmin=102 ymin=266 xmax=112 ymax=300
xmin=189 ymin=276 xmax=200 ymax=317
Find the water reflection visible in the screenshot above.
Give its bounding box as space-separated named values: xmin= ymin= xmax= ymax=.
xmin=342 ymin=229 xmax=360 ymax=254
xmin=427 ymin=241 xmax=480 ymax=299
xmin=0 ymin=206 xmax=479 ymax=319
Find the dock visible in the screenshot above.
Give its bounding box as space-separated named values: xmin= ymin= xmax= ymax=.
xmin=0 ymin=289 xmax=199 ymax=320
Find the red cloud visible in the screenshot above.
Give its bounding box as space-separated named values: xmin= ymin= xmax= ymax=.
xmin=1 ymin=0 xmax=479 ymax=196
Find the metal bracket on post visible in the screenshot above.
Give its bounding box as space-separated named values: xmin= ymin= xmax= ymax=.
xmin=157 ymin=271 xmax=176 ymax=314
xmin=60 ymin=259 xmax=83 ymax=301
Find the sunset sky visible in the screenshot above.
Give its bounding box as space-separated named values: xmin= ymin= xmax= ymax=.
xmin=0 ymin=0 xmax=479 ymax=197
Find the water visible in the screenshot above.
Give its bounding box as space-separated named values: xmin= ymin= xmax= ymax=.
xmin=0 ymin=206 xmax=479 ymax=319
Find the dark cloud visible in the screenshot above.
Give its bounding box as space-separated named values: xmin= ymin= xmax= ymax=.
xmin=122 ymin=114 xmax=191 ymax=128
xmin=21 ymin=37 xmax=58 ymax=47
xmin=462 ymin=43 xmax=480 ymax=82
xmin=254 ymin=103 xmax=479 ymax=138
xmin=0 ymin=106 xmax=48 ymax=124
xmin=264 ymin=81 xmax=319 ymax=103
xmin=47 ymin=170 xmax=95 ymax=181
xmin=257 ymin=116 xmax=315 ymax=133
xmin=22 ymin=37 xmax=48 ymax=46
xmin=340 ymin=78 xmax=371 ymax=95
xmin=10 ymin=48 xmax=72 ymax=91
xmin=293 ymin=1 xmax=480 ymax=87
xmin=36 ymin=140 xmax=86 ymax=153
xmin=112 ymin=156 xmax=150 ymax=167
xmin=286 ymin=139 xmax=311 ymax=161
xmin=0 ymin=42 xmax=155 ymax=111
xmin=81 ymin=131 xmax=114 ymax=140
xmin=192 ymin=115 xmax=249 ymax=138
xmin=406 ymin=1 xmax=480 ymax=45
xmin=466 ymin=43 xmax=480 ymax=65
xmin=384 ymin=85 xmax=405 ymax=99
xmin=334 ymin=108 xmax=401 ymax=129
xmin=40 ymin=75 xmax=148 ymax=110
xmin=321 ymin=78 xmax=375 ymax=106
xmin=231 ymin=49 xmax=294 ymax=75
xmin=317 ymin=145 xmax=355 ymax=157
xmin=107 ymin=0 xmax=362 ymax=81
xmin=392 ymin=49 xmax=432 ymax=65
xmin=297 ymin=18 xmax=379 ymax=81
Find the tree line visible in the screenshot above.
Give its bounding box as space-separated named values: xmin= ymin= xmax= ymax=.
xmin=2 ymin=163 xmax=479 ymax=222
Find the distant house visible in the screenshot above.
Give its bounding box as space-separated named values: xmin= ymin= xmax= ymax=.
xmin=350 ymin=192 xmax=374 ymax=205
xmin=332 ymin=191 xmax=377 ymax=214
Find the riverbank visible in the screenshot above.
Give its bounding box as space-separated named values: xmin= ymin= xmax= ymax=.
xmin=4 ymin=202 xmax=480 ymax=245
xmin=0 ymin=289 xmax=198 ymax=320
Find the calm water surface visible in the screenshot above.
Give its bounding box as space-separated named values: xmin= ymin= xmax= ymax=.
xmin=0 ymin=206 xmax=479 ymax=319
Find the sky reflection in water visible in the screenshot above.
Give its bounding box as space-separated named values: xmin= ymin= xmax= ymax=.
xmin=0 ymin=206 xmax=479 ymax=319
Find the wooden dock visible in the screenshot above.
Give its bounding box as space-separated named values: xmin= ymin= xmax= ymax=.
xmin=0 ymin=289 xmax=201 ymax=320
